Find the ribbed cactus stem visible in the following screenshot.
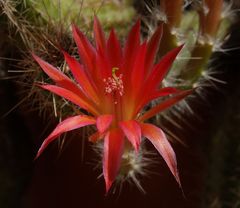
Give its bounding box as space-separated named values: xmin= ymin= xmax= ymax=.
xmin=157 ymin=0 xmax=183 ymax=57
xmin=178 ymin=42 xmax=213 ymax=85
xmin=158 ymin=25 xmax=178 ymax=57
xmin=160 ymin=0 xmax=183 ymax=29
xmin=199 ymin=0 xmax=223 ymax=39
xmin=155 ymin=0 xmax=225 ymax=84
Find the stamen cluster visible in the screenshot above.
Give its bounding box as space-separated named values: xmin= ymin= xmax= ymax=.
xmin=103 ymin=74 xmax=124 ymax=96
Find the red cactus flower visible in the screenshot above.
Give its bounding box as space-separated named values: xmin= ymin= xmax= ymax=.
xmin=33 ymin=17 xmax=192 ymax=193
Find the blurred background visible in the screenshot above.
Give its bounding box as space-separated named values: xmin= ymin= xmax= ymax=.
xmin=1 ymin=0 xmax=240 ymax=207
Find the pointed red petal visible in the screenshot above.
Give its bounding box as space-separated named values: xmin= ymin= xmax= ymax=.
xmin=72 ymin=24 xmax=96 ymax=72
xmin=40 ymin=84 xmax=99 ymax=116
xmin=142 ymin=87 xmax=181 ymax=106
xmin=140 ymin=123 xmax=181 ymax=186
xmin=63 ymin=51 xmax=99 ymax=103
xmin=94 ymin=16 xmax=106 ymax=52
xmin=32 ymin=54 xmax=82 ymax=96
xmin=123 ymin=20 xmax=141 ymax=74
xmin=134 ymin=87 xmax=181 ymax=117
xmin=131 ymin=42 xmax=147 ymax=93
xmin=35 ymin=115 xmax=96 ymax=159
xmin=149 ymin=87 xmax=181 ymax=98
xmin=107 ymin=29 xmax=122 ymax=68
xmin=95 ymin=47 xmax=111 ymax=78
xmin=124 ymin=19 xmax=141 ymax=54
xmin=145 ymin=24 xmax=163 ymax=74
xmin=119 ymin=120 xmax=141 ymax=152
xmin=103 ymin=129 xmax=124 ymax=193
xmin=96 ymin=114 xmax=113 ymax=133
xmin=146 ymin=44 xmax=184 ymax=90
xmin=139 ymin=89 xmax=192 ymax=122
xmin=88 ymin=131 xmax=105 ymax=143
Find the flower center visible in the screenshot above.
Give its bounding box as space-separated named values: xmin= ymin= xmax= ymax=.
xmin=103 ymin=67 xmax=124 ymax=97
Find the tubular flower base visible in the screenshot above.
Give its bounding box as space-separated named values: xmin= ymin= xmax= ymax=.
xmin=33 ymin=17 xmax=192 ymax=193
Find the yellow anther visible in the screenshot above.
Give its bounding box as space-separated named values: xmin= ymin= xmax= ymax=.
xmin=112 ymin=67 xmax=119 ymax=82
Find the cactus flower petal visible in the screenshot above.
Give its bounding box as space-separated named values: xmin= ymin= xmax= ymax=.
xmin=72 ymin=24 xmax=96 ymax=72
xmin=88 ymin=131 xmax=105 ymax=143
xmin=107 ymin=29 xmax=122 ymax=68
xmin=119 ymin=120 xmax=141 ymax=152
xmin=140 ymin=123 xmax=181 ymax=186
xmin=35 ymin=115 xmax=96 ymax=159
xmin=32 ymin=54 xmax=82 ymax=96
xmin=40 ymin=84 xmax=99 ymax=116
xmin=96 ymin=114 xmax=113 ymax=133
xmin=139 ymin=89 xmax=192 ymax=122
xmin=63 ymin=51 xmax=100 ymax=104
xmin=123 ymin=20 xmax=141 ymax=74
xmin=145 ymin=24 xmax=163 ymax=74
xmin=34 ymin=17 xmax=192 ymax=193
xmin=103 ymin=129 xmax=124 ymax=193
xmin=93 ymin=16 xmax=106 ymax=52
xmin=145 ymin=44 xmax=184 ymax=91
